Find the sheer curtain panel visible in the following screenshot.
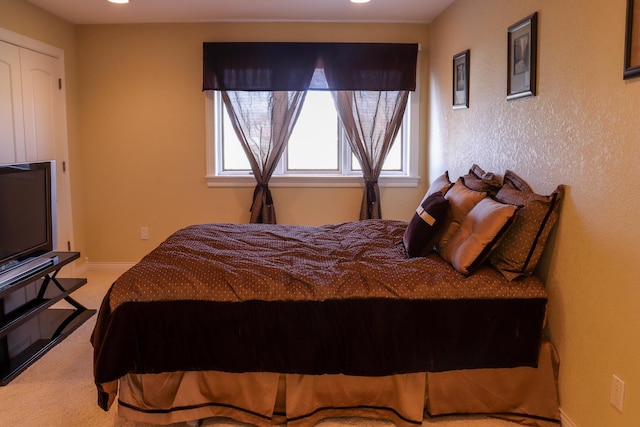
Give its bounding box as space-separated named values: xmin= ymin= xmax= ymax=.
xmin=332 ymin=90 xmax=409 ymax=219
xmin=322 ymin=44 xmax=416 ymax=219
xmin=222 ymin=90 xmax=307 ymax=223
xmin=203 ymin=43 xmax=317 ymax=223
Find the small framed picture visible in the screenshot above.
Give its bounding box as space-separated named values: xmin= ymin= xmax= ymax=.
xmin=624 ymin=0 xmax=640 ymax=79
xmin=453 ymin=49 xmax=470 ymax=109
xmin=507 ymin=12 xmax=538 ymax=100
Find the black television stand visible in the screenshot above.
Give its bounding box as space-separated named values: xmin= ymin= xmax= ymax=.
xmin=0 ymin=255 xmax=58 ymax=291
xmin=0 ymin=252 xmax=94 ymax=385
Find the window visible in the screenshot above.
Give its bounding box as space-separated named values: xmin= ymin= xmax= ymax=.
xmin=205 ymin=90 xmax=419 ymax=187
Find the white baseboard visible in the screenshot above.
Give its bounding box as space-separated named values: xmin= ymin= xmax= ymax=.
xmin=87 ymin=262 xmax=135 ymax=273
xmin=560 ymin=408 xmax=577 ymax=427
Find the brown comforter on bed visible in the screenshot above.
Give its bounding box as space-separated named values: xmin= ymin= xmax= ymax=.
xmin=92 ymin=220 xmax=547 ymax=409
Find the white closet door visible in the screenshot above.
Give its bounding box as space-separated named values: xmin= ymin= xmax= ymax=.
xmin=0 ymin=41 xmax=26 ymax=163
xmin=19 ymin=47 xmax=59 ymax=162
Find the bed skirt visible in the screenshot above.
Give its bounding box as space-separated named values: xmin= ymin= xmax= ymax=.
xmin=115 ymin=341 xmax=559 ymax=427
xmin=426 ymin=340 xmax=560 ymax=426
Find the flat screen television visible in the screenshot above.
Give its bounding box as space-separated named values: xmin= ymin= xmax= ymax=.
xmin=0 ymin=161 xmax=56 ymax=284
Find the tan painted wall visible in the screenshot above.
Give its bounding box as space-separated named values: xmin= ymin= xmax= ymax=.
xmin=76 ymin=22 xmax=430 ymax=262
xmin=0 ymin=0 xmax=87 ymax=268
xmin=429 ymin=0 xmax=640 ymax=425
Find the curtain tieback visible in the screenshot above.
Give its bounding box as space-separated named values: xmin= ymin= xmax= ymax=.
xmin=252 ymin=183 xmax=273 ymax=211
xmin=365 ymin=179 xmax=378 ymax=205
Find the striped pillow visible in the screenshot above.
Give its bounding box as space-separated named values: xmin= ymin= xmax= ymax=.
xmin=403 ymin=191 xmax=451 ymax=257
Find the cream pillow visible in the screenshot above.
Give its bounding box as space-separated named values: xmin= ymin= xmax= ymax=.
xmin=440 ymin=197 xmax=519 ymax=275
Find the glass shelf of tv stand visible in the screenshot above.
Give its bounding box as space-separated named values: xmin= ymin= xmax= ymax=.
xmin=0 ymin=252 xmax=95 ymax=386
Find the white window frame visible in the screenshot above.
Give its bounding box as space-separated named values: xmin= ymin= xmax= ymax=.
xmin=204 ymin=89 xmax=420 ymax=188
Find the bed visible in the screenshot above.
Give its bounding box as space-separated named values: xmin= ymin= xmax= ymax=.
xmin=91 ymin=167 xmax=563 ymax=427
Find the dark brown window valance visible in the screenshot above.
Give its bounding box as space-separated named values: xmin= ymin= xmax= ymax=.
xmin=202 ymin=42 xmax=418 ymax=91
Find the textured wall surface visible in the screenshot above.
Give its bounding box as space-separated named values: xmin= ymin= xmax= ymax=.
xmin=429 ymin=0 xmax=640 ymax=425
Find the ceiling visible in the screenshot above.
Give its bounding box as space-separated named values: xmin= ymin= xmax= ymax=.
xmin=26 ymin=0 xmax=455 ymax=25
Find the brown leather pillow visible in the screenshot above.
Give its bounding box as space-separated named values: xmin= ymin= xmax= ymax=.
xmin=439 ymin=197 xmax=519 ymax=275
xmin=436 ymin=178 xmax=487 ymax=256
xmin=419 ymin=171 xmax=453 ymax=204
xmin=488 ymin=170 xmax=565 ymax=280
xmin=403 ymin=191 xmax=451 ymax=257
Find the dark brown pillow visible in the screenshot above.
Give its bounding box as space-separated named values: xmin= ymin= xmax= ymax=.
xmin=463 ymin=164 xmax=502 ymax=196
xmin=403 ymin=191 xmax=451 ymax=257
xmin=488 ymin=170 xmax=565 ymax=280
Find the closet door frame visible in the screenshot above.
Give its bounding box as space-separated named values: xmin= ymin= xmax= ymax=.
xmin=0 ymin=27 xmax=75 ymax=263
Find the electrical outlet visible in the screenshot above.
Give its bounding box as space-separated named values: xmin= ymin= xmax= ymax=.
xmin=140 ymin=227 xmax=149 ymax=240
xmin=611 ymin=374 xmax=625 ymax=412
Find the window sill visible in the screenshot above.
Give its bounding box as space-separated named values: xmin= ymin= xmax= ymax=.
xmin=206 ymin=174 xmax=419 ymax=188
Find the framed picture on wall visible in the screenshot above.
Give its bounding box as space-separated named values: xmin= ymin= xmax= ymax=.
xmin=453 ymin=49 xmax=470 ymax=109
xmin=507 ymin=12 xmax=538 ymax=100
xmin=624 ymin=0 xmax=640 ymax=79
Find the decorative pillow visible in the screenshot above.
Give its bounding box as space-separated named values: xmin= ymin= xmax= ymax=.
xmin=436 ymin=178 xmax=487 ymax=256
xmin=420 ymin=171 xmax=453 ymax=204
xmin=439 ymin=197 xmax=519 ymax=275
xmin=403 ymin=192 xmax=451 ymax=257
xmin=488 ymin=170 xmax=565 ymax=280
xmin=463 ymin=164 xmax=502 ymax=196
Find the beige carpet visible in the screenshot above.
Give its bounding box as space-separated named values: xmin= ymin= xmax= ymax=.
xmin=0 ymin=269 xmax=520 ymax=427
